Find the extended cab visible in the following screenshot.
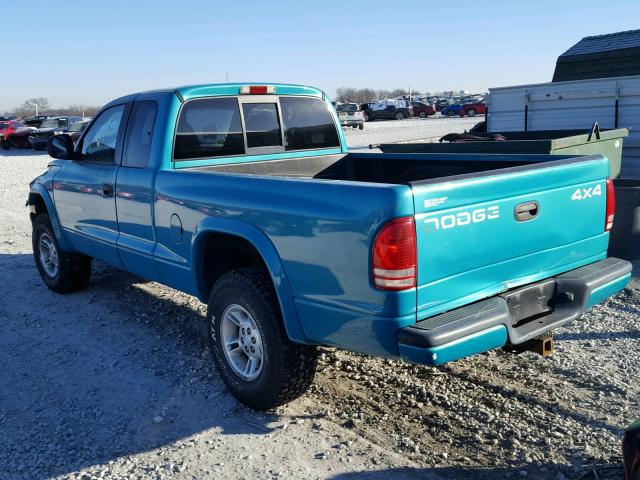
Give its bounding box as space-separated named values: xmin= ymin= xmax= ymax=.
xmin=29 ymin=83 xmax=631 ymax=410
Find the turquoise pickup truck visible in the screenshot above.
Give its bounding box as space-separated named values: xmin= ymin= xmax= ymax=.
xmin=28 ymin=83 xmax=631 ymax=410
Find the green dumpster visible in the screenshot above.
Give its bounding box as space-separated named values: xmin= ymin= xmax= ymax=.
xmin=376 ymin=125 xmax=629 ymax=178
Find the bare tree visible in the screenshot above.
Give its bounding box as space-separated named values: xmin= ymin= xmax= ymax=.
xmin=20 ymin=97 xmax=51 ymax=116
xmin=376 ymin=89 xmax=391 ymax=101
xmin=337 ymin=87 xmax=418 ymax=103
xmin=389 ymin=89 xmax=409 ymax=98
xmin=56 ymin=104 xmax=102 ymax=117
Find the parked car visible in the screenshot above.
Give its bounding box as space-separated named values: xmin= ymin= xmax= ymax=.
xmin=411 ymin=101 xmax=436 ymax=118
xmin=363 ymin=100 xmax=413 ymax=121
xmin=28 ymin=116 xmax=83 ymax=150
xmin=63 ymin=118 xmax=92 ymax=142
xmin=23 ymin=115 xmax=53 ymax=128
xmin=441 ymin=104 xmax=464 ymax=117
xmin=335 ymin=103 xmax=364 ymax=130
xmin=460 ymin=101 xmax=487 ymax=117
xmin=31 ymin=82 xmax=630 ymax=411
xmin=0 ymin=115 xmax=17 ymax=121
xmin=0 ymin=119 xmax=26 ymax=143
xmin=2 ymin=125 xmax=36 ymax=149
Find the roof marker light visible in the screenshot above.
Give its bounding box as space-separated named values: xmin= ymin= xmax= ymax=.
xmin=239 ymin=86 xmax=275 ymax=95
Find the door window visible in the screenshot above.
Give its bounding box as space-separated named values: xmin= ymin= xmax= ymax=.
xmin=122 ymin=101 xmax=158 ymax=168
xmin=81 ymin=105 xmax=125 ymax=163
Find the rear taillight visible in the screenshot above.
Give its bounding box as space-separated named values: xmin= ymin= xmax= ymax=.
xmin=372 ymin=217 xmax=417 ymax=291
xmin=605 ymin=178 xmax=615 ymax=231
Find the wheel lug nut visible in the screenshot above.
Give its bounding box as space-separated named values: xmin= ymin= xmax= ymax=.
xmin=241 ymin=328 xmax=245 ymax=334
xmin=247 ymin=328 xmax=251 ymax=334
xmin=251 ymin=337 xmax=256 ymax=344
xmin=250 ymin=346 xmax=255 ymax=353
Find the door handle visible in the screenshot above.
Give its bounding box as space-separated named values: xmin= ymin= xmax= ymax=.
xmin=514 ymin=201 xmax=539 ymax=222
xmin=102 ymin=183 xmax=114 ymax=197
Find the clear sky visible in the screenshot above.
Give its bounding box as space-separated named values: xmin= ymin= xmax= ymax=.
xmin=2 ymin=0 xmax=640 ymax=110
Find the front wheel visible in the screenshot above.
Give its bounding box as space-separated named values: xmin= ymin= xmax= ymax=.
xmin=207 ymin=267 xmax=318 ymax=410
xmin=32 ymin=214 xmax=92 ymax=293
xmin=1 ymin=139 xmax=10 ymax=150
xmin=419 ymin=111 xmax=427 ymax=118
xmin=395 ymin=112 xmax=405 ymax=120
xmin=466 ymin=108 xmax=477 ymax=117
xmin=446 ymin=109 xmax=456 ymax=117
xmin=358 ymin=124 xmax=364 ymax=130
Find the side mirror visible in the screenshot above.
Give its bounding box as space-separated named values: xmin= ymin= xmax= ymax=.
xmin=47 ymin=134 xmax=75 ymax=160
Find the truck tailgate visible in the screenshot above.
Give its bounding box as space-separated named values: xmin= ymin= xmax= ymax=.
xmin=411 ymin=155 xmax=612 ymax=319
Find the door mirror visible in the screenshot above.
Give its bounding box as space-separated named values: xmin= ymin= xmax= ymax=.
xmin=47 ymin=134 xmax=75 ymax=160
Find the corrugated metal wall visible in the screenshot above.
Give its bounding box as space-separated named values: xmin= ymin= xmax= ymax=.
xmin=487 ymin=76 xmax=640 ymax=178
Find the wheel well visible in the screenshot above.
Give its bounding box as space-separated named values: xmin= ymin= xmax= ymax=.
xmin=28 ymin=193 xmax=48 ymax=222
xmin=202 ymin=233 xmax=269 ymax=294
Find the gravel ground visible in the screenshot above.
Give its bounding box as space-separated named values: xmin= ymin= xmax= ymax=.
xmin=342 ymin=114 xmax=480 ymax=149
xmin=1 ymin=118 xmax=638 ymax=480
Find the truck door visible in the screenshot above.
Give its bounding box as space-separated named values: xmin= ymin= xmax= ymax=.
xmin=53 ymin=103 xmax=128 ymax=267
xmin=115 ymin=98 xmax=160 ymax=279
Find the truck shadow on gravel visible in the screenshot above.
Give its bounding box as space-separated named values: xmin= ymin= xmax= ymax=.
xmin=329 ymin=464 xmax=623 ymax=480
xmin=0 ymin=254 xmax=279 ymax=479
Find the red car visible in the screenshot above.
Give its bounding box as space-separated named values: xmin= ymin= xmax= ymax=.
xmin=0 ymin=120 xmax=25 ymax=140
xmin=411 ymin=101 xmax=436 ymax=118
xmin=460 ymin=102 xmax=487 ymax=117
xmin=1 ymin=120 xmax=35 ymax=149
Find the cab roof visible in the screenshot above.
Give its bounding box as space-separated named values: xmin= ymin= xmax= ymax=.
xmin=104 ymin=83 xmax=326 ymax=108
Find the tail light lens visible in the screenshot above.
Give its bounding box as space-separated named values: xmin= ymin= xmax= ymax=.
xmin=239 ymin=85 xmax=275 ymax=94
xmin=372 ymin=217 xmax=417 ymax=291
xmin=605 ymin=178 xmax=615 ymax=231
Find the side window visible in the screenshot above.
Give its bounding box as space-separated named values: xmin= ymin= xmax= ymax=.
xmin=241 ymin=103 xmax=281 ymax=148
xmin=81 ymin=105 xmax=125 ymax=163
xmin=174 ymin=98 xmax=244 ymax=160
xmin=280 ymin=97 xmax=340 ymax=151
xmin=122 ymin=101 xmax=158 ymax=168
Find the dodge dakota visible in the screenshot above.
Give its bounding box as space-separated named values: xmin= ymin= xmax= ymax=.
xmin=28 ymin=83 xmax=631 ymax=410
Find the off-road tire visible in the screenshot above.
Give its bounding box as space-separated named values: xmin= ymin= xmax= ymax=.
xmin=32 ymin=214 xmax=91 ymax=293
xmin=207 ymin=267 xmax=318 ymax=410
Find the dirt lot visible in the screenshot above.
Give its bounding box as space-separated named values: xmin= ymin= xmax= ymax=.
xmin=1 ymin=117 xmax=638 ymax=480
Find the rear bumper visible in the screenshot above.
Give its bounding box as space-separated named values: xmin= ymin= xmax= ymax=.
xmin=339 ymin=119 xmax=364 ymax=126
xmin=29 ymin=137 xmax=49 ymax=148
xmin=398 ymin=257 xmax=632 ymax=365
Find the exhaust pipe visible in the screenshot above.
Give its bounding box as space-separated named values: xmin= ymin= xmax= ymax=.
xmin=505 ymin=335 xmax=554 ymax=356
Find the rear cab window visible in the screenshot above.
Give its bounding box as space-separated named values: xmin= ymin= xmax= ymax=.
xmin=173 ymin=95 xmax=339 ymax=162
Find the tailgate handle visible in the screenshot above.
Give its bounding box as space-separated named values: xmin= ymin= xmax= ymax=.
xmin=514 ymin=201 xmax=539 ymax=222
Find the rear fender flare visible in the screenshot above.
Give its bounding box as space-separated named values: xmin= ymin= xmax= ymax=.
xmin=191 ymin=217 xmax=308 ymax=344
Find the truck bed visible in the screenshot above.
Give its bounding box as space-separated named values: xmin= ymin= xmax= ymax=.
xmin=195 ymin=152 xmax=582 ymax=184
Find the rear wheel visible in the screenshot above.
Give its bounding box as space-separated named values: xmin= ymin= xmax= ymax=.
xmin=446 ymin=109 xmax=456 ymax=117
xmin=1 ymin=139 xmax=10 ymax=150
xmin=32 ymin=214 xmax=92 ymax=293
xmin=395 ymin=112 xmax=405 ymax=120
xmin=467 ymin=108 xmax=477 ymax=117
xmin=207 ymin=267 xmax=318 ymax=410
xmin=358 ymin=124 xmax=364 ymax=130
xmin=419 ymin=111 xmax=427 ymax=118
